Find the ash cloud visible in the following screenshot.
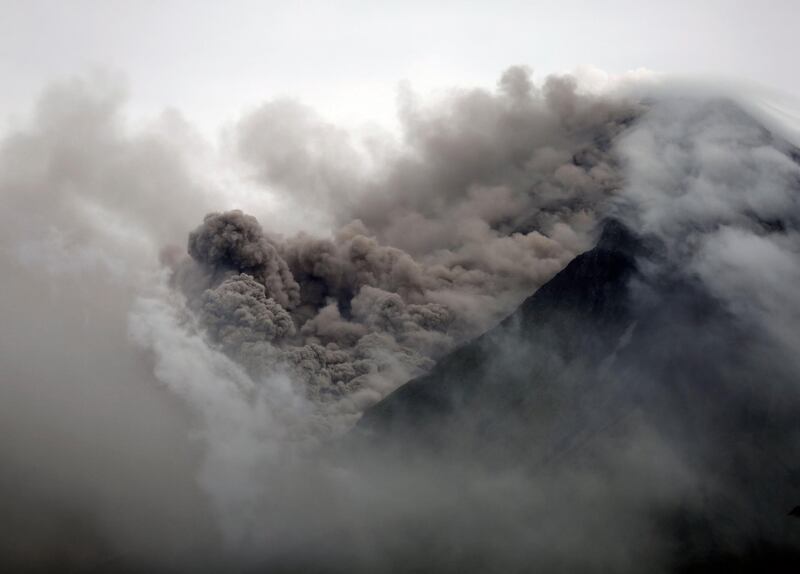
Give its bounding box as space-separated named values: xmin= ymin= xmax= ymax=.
xmin=200 ymin=273 xmax=296 ymax=345
xmin=236 ymin=66 xmax=638 ymax=259
xmin=2 ymin=66 xmax=800 ymax=573
xmin=188 ymin=210 xmax=301 ymax=309
xmin=0 ymin=74 xmax=221 ymax=571
xmin=176 ymin=67 xmax=642 ymax=423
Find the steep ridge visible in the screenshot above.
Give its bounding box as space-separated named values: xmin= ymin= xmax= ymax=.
xmin=354 ymin=218 xmax=800 ymax=570
xmin=356 ymin=219 xmax=641 ymax=450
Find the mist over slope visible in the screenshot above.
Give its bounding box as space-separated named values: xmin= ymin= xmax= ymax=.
xmin=356 ymin=97 xmax=800 ymax=570
xmin=1 ymin=67 xmax=799 ymax=572
xmin=357 ymin=217 xmax=800 ymax=571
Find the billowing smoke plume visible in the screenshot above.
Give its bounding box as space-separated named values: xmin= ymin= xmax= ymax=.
xmin=187 ymin=211 xmax=301 ymax=309
xmin=2 ymin=66 xmax=800 ymax=572
xmin=168 ymin=68 xmax=642 ymax=427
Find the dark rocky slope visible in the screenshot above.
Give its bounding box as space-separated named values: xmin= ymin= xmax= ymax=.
xmin=354 ymin=219 xmax=800 ymax=571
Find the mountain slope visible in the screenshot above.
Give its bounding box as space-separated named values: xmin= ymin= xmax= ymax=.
xmin=357 ymin=219 xmax=639 ymax=449
xmin=353 ymin=218 xmax=800 ymax=570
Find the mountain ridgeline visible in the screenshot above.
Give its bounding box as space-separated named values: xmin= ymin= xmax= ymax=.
xmin=353 ymin=218 xmax=800 ymax=571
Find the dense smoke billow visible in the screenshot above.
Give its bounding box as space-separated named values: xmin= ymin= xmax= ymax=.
xmin=1 ymin=67 xmax=799 ymax=572
xmin=164 ymin=68 xmax=640 ymax=433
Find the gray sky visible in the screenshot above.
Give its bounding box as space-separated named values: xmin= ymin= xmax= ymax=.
xmin=2 ymin=0 xmax=799 ymax=135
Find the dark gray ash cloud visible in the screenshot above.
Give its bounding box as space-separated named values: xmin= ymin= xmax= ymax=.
xmin=188 ymin=210 xmax=301 ymax=309
xmin=173 ymin=68 xmax=643 ymax=421
xmin=2 ymin=66 xmax=800 ymax=572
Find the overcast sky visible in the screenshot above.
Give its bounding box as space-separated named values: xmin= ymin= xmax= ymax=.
xmin=2 ymin=0 xmax=798 ymax=136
